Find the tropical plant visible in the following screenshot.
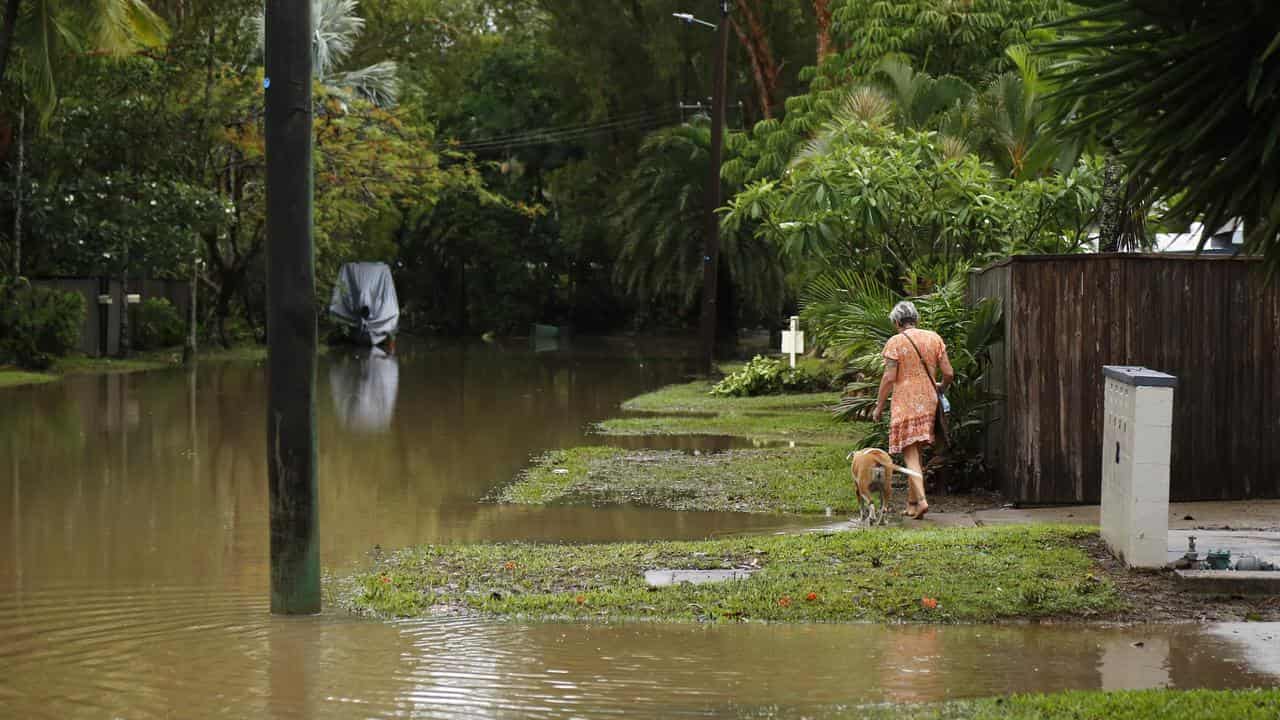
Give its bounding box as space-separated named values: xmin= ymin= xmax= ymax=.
xmin=710 ymin=355 xmax=834 ymax=397
xmin=725 ymin=114 xmax=1103 ymax=281
xmin=0 ymin=0 xmax=167 ymax=117
xmin=0 ymin=276 xmax=85 ymax=369
xmin=612 ymin=122 xmax=787 ymax=329
xmin=870 ymin=57 xmax=974 ymax=132
xmin=723 ymin=0 xmax=1071 ymax=184
xmin=252 ymin=0 xmax=398 ymax=107
xmin=1043 ymin=0 xmax=1280 ymax=269
xmin=802 ymin=268 xmax=1004 ymax=489
xmin=133 ymin=297 xmax=184 ymax=350
xmin=970 ymin=46 xmax=1075 ymax=180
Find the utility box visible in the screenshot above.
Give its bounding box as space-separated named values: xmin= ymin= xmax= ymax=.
xmin=1101 ymin=366 xmax=1177 ymax=568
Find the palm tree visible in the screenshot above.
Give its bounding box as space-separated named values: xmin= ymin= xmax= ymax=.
xmin=1043 ymin=1 xmax=1280 ymax=268
xmin=0 ymin=0 xmax=167 ymax=118
xmin=253 ymin=0 xmax=398 ymax=108
xmin=871 ymin=57 xmax=974 ymax=132
xmin=613 ymin=122 xmax=787 ymax=330
xmin=970 ymin=46 xmax=1070 ymax=180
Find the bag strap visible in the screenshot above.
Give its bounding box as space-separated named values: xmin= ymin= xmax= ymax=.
xmin=900 ymin=330 xmax=940 ymax=394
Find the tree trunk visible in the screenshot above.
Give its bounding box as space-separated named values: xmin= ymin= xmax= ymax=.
xmin=214 ymin=280 xmax=236 ymax=349
xmin=118 ymin=269 xmax=131 ymax=357
xmin=715 ymin=257 xmax=738 ymax=345
xmin=731 ymin=0 xmax=779 ymax=120
xmin=1099 ymin=151 xmax=1124 ymax=253
xmin=11 ymin=100 xmax=22 ymax=276
xmin=814 ymin=0 xmax=833 ymax=64
xmin=0 ymin=0 xmax=21 ymax=86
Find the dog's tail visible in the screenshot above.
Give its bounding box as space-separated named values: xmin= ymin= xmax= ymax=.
xmin=896 ymin=466 xmax=923 ymax=480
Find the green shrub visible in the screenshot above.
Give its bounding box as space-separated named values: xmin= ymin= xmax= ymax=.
xmin=133 ymin=298 xmax=186 ymax=350
xmin=0 ymin=278 xmax=86 ymax=370
xmin=805 ymin=266 xmax=1004 ymax=492
xmin=710 ymin=355 xmax=834 ymax=397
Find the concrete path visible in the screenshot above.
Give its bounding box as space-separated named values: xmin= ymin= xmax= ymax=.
xmin=971 ymin=499 xmax=1280 ymax=531
xmin=812 ymin=500 xmax=1280 ymax=566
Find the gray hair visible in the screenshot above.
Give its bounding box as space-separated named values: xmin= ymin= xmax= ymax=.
xmin=889 ymin=301 xmax=919 ymax=327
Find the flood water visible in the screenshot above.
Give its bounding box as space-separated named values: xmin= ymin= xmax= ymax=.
xmin=1 ymin=339 xmax=1277 ymax=718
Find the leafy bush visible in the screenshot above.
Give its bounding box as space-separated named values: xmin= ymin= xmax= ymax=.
xmin=0 ymin=278 xmax=86 ymax=370
xmin=710 ymin=355 xmax=835 ymax=397
xmin=133 ymin=298 xmax=185 ymax=350
xmin=802 ymin=267 xmax=1003 ymax=490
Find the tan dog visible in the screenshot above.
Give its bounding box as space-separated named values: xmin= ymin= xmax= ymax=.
xmin=846 ymin=448 xmax=923 ymax=525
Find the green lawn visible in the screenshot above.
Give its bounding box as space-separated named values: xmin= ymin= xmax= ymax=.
xmin=0 ymin=344 xmax=270 ymax=390
xmin=597 ymin=410 xmax=854 ymax=443
xmin=0 ymin=369 xmax=58 ymax=388
xmin=340 ymin=525 xmax=1123 ymax=623
xmin=502 ymin=445 xmax=859 ymax=513
xmin=55 ymin=354 xmax=176 ymax=375
xmin=851 ymin=689 xmax=1280 ymax=720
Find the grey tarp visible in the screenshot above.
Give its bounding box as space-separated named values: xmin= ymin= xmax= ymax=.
xmin=329 ymin=262 xmax=399 ymax=345
xmin=329 ymin=347 xmax=399 ymax=433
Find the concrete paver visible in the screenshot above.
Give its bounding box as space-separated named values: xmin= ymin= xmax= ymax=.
xmin=644 ymin=569 xmax=757 ymax=587
xmin=972 ymin=499 xmax=1280 ymax=531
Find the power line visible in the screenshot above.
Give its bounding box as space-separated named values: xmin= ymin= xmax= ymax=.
xmin=445 ymin=109 xmax=683 ymax=152
xmin=443 ymin=108 xmax=663 ymax=147
xmin=449 ymin=113 xmax=676 ymax=151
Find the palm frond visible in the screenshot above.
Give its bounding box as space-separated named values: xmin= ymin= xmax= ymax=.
xmin=329 ymin=60 xmax=399 ymax=108
xmin=1043 ymin=0 xmax=1280 ymax=271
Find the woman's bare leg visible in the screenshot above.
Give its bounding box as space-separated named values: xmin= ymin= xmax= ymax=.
xmin=903 ymin=443 xmax=928 ymax=518
xmin=900 ymin=452 xmax=919 ymax=514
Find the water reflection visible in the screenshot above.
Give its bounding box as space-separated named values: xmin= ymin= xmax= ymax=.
xmin=329 ymin=347 xmax=400 ymax=433
xmin=1 ymin=586 xmax=1276 ymax=720
xmin=3 ymin=341 xmax=1276 ymax=718
xmin=0 ymin=341 xmax=804 ymax=597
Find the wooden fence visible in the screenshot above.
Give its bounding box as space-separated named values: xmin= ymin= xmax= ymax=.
xmin=969 ymin=254 xmax=1280 ymax=504
xmin=31 ymin=277 xmax=191 ymax=357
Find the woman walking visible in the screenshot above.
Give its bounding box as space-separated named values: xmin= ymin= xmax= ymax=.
xmin=872 ymin=301 xmax=954 ymax=519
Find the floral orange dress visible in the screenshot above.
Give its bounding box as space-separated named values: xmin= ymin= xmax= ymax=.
xmin=882 ymin=328 xmax=947 ymax=454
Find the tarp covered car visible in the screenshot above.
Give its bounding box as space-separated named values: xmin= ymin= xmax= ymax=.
xmin=329 ymin=262 xmax=399 ymax=346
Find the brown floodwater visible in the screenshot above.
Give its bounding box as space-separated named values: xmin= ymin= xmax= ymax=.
xmin=1 ymin=338 xmax=1277 ymax=718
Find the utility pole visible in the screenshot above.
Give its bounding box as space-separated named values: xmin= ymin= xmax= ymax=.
xmin=12 ymin=100 xmax=22 ymax=276
xmin=697 ymin=0 xmax=730 ymax=376
xmin=264 ymin=0 xmax=320 ymax=615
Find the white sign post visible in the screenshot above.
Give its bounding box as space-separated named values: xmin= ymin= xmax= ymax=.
xmin=781 ymin=315 xmax=804 ymax=368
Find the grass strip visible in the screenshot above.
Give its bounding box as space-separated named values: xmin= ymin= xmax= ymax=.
xmin=621 ymin=378 xmax=840 ymax=415
xmin=502 ymin=445 xmax=859 ymax=514
xmin=597 ymin=411 xmax=855 ymax=443
xmin=848 ymin=689 xmax=1280 ymax=720
xmin=0 ymin=369 xmax=58 ymax=388
xmin=341 ymin=525 xmax=1123 ymax=623
xmin=0 ymin=345 xmax=271 ymax=390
